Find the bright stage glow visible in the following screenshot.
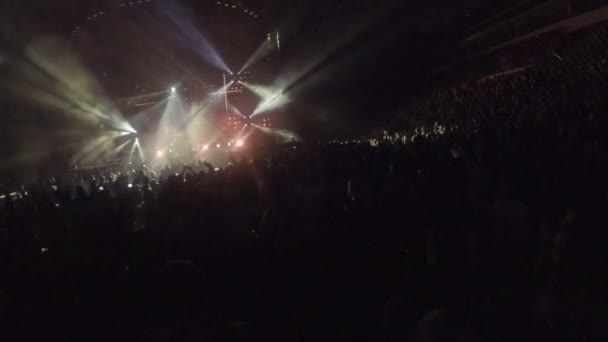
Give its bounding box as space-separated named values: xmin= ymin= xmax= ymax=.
xmin=236 ymin=139 xmax=244 ymax=147
xmin=252 ymin=89 xmax=288 ymax=116
xmin=216 ymin=144 xmax=221 ymax=149
xmin=238 ymin=9 xmax=387 ymax=121
xmin=203 ymin=144 xmax=209 ymax=150
xmin=240 ymin=82 xmax=274 ymax=98
xmin=110 ymin=139 xmax=132 ymax=156
xmin=240 ymin=82 xmax=290 ymax=116
xmin=9 ymin=36 xmax=135 ymax=140
xmin=128 ymin=138 xmax=144 ymax=164
xmin=171 ymin=86 xmax=176 ymax=93
xmin=207 ymin=81 xmax=234 ymax=95
xmin=71 ymin=131 xmax=126 ymax=165
xmin=156 ymin=150 xmax=164 ymax=158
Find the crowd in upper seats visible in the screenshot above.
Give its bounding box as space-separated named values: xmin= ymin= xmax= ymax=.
xmin=3 ymin=17 xmax=608 ymax=342
xmin=396 ymin=20 xmax=608 ymax=145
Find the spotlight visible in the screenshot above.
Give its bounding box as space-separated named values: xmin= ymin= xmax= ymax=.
xmin=128 ymin=184 xmax=133 ymax=188
xmin=156 ymin=150 xmax=164 ymax=158
xmin=236 ymin=139 xmax=244 ymax=147
xmin=203 ymin=144 xmax=209 ymax=150
xmin=216 ymin=144 xmax=221 ymax=148
xmin=171 ymin=86 xmax=176 ymax=93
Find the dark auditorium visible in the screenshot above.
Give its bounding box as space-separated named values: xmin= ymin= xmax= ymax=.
xmin=1 ymin=0 xmax=608 ymax=341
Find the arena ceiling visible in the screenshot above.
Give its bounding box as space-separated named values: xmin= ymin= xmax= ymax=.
xmin=1 ymin=0 xmax=535 ymax=126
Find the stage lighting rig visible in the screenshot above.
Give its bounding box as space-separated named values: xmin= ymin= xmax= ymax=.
xmin=221 ymin=71 xmax=252 ymax=113
xmin=224 ymin=70 xmax=252 ymax=84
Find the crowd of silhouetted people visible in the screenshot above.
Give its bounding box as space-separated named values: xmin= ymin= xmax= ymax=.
xmin=4 ymin=18 xmax=608 ymax=342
